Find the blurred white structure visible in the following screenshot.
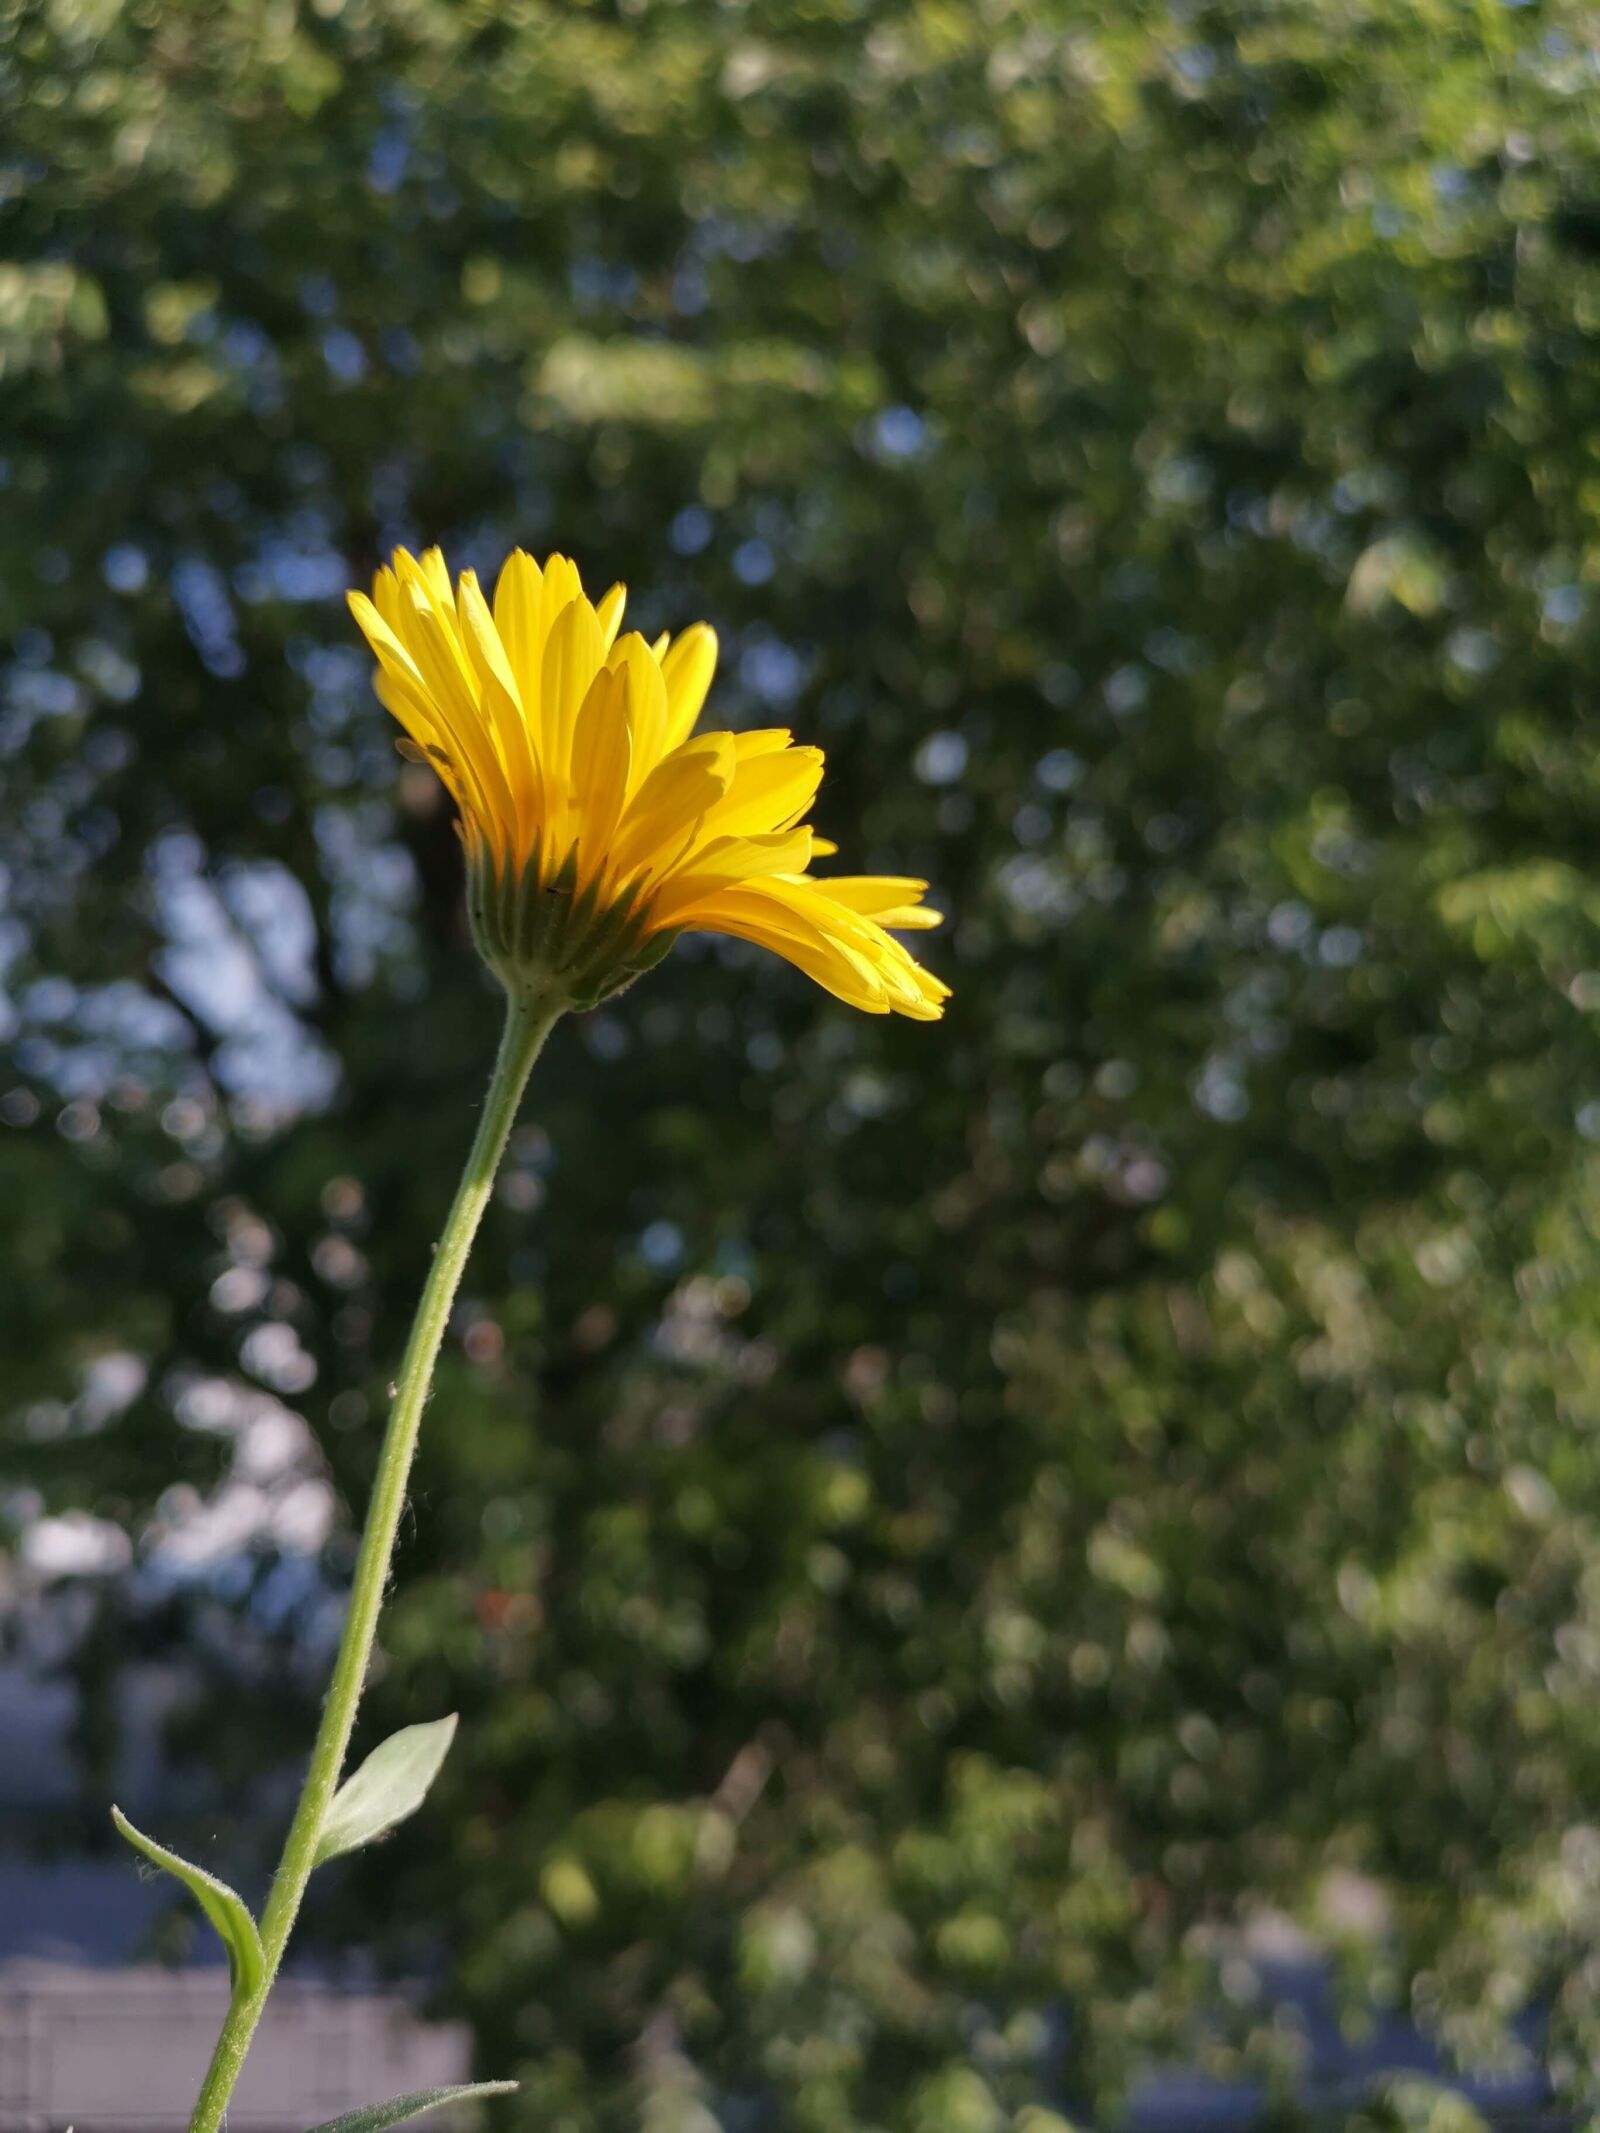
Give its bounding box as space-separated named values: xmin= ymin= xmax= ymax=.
xmin=0 ymin=1961 xmax=471 ymax=2130
xmin=0 ymin=1657 xmax=475 ymax=2130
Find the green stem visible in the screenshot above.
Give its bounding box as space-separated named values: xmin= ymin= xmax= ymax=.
xmin=188 ymin=989 xmax=563 ymax=2133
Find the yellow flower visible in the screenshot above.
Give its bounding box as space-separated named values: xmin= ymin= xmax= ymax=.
xmin=348 ymin=546 xmax=949 ymax=1019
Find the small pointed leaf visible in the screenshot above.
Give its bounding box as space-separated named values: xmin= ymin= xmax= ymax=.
xmin=305 ymin=2082 xmax=518 ymax=2133
xmin=314 ymin=1714 xmax=459 ymax=1867
xmin=111 ymin=1806 xmax=264 ymax=2001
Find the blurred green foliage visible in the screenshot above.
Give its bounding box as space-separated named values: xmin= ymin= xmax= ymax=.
xmin=6 ymin=0 xmax=1600 ymax=2125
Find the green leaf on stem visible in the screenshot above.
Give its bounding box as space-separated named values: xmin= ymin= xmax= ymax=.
xmin=313 ymin=1713 xmax=460 ymax=1867
xmin=304 ymin=2082 xmax=518 ymax=2132
xmin=111 ymin=1806 xmax=264 ymax=2001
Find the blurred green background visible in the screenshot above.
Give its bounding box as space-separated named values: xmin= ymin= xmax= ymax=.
xmin=6 ymin=0 xmax=1600 ymax=2126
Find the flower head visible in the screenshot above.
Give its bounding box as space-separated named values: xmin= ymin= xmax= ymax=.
xmin=349 ymin=547 xmax=949 ymax=1018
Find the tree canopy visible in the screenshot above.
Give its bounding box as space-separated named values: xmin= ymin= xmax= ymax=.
xmin=6 ymin=1 xmax=1600 ymax=2126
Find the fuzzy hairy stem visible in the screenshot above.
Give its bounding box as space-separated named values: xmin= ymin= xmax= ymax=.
xmin=187 ymin=990 xmax=562 ymax=2132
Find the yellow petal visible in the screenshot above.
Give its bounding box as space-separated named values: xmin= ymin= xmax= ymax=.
xmin=609 ymin=732 xmax=734 ymax=882
xmin=686 ymin=885 xmax=896 ymax=1012
xmin=400 ymin=583 xmax=480 ymax=725
xmin=538 ymin=555 xmax=584 ymax=642
xmin=372 ymin=671 xmax=456 ymax=797
xmin=415 ymin=545 xmax=454 ymax=610
xmin=734 ymin=729 xmax=794 ymax=759
xmin=361 ymin=636 xmax=500 ymax=848
xmin=720 ymin=877 xmax=949 ymax=1017
xmin=372 ymin=564 xmax=409 ymax=638
xmin=401 ymin=593 xmax=520 ymax=853
xmin=539 ymin=596 xmax=605 ymax=787
xmin=394 ymin=551 xmax=467 ymax=669
xmin=458 ymin=570 xmax=542 ymax=826
xmin=456 ymin=570 xmax=521 ymax=710
xmin=700 ymin=744 xmax=823 ymax=841
xmin=810 ymin=876 xmax=944 ymax=930
xmin=647 ymin=829 xmax=815 ymax=925
xmin=608 ymin=633 xmax=671 ymax=791
xmin=493 ymin=549 xmax=546 ymax=708
xmin=570 ymin=662 xmax=633 ymax=865
xmin=596 ymin=581 xmax=627 ymax=652
xmin=660 ymin=623 xmax=718 ymax=751
xmin=350 ymin=588 xmax=423 ymax=688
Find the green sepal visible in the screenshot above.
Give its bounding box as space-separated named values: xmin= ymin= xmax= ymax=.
xmin=558 ymin=879 xmax=645 ymax=982
xmin=468 ymin=834 xmax=676 ymax=1010
xmin=111 ymin=1806 xmax=265 ymax=2002
xmin=313 ymin=1713 xmax=459 ymax=1867
xmin=567 ymin=926 xmax=681 ymax=1011
xmin=626 ymin=927 xmax=678 ymax=976
xmin=304 ymin=2082 xmax=518 ymax=2132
